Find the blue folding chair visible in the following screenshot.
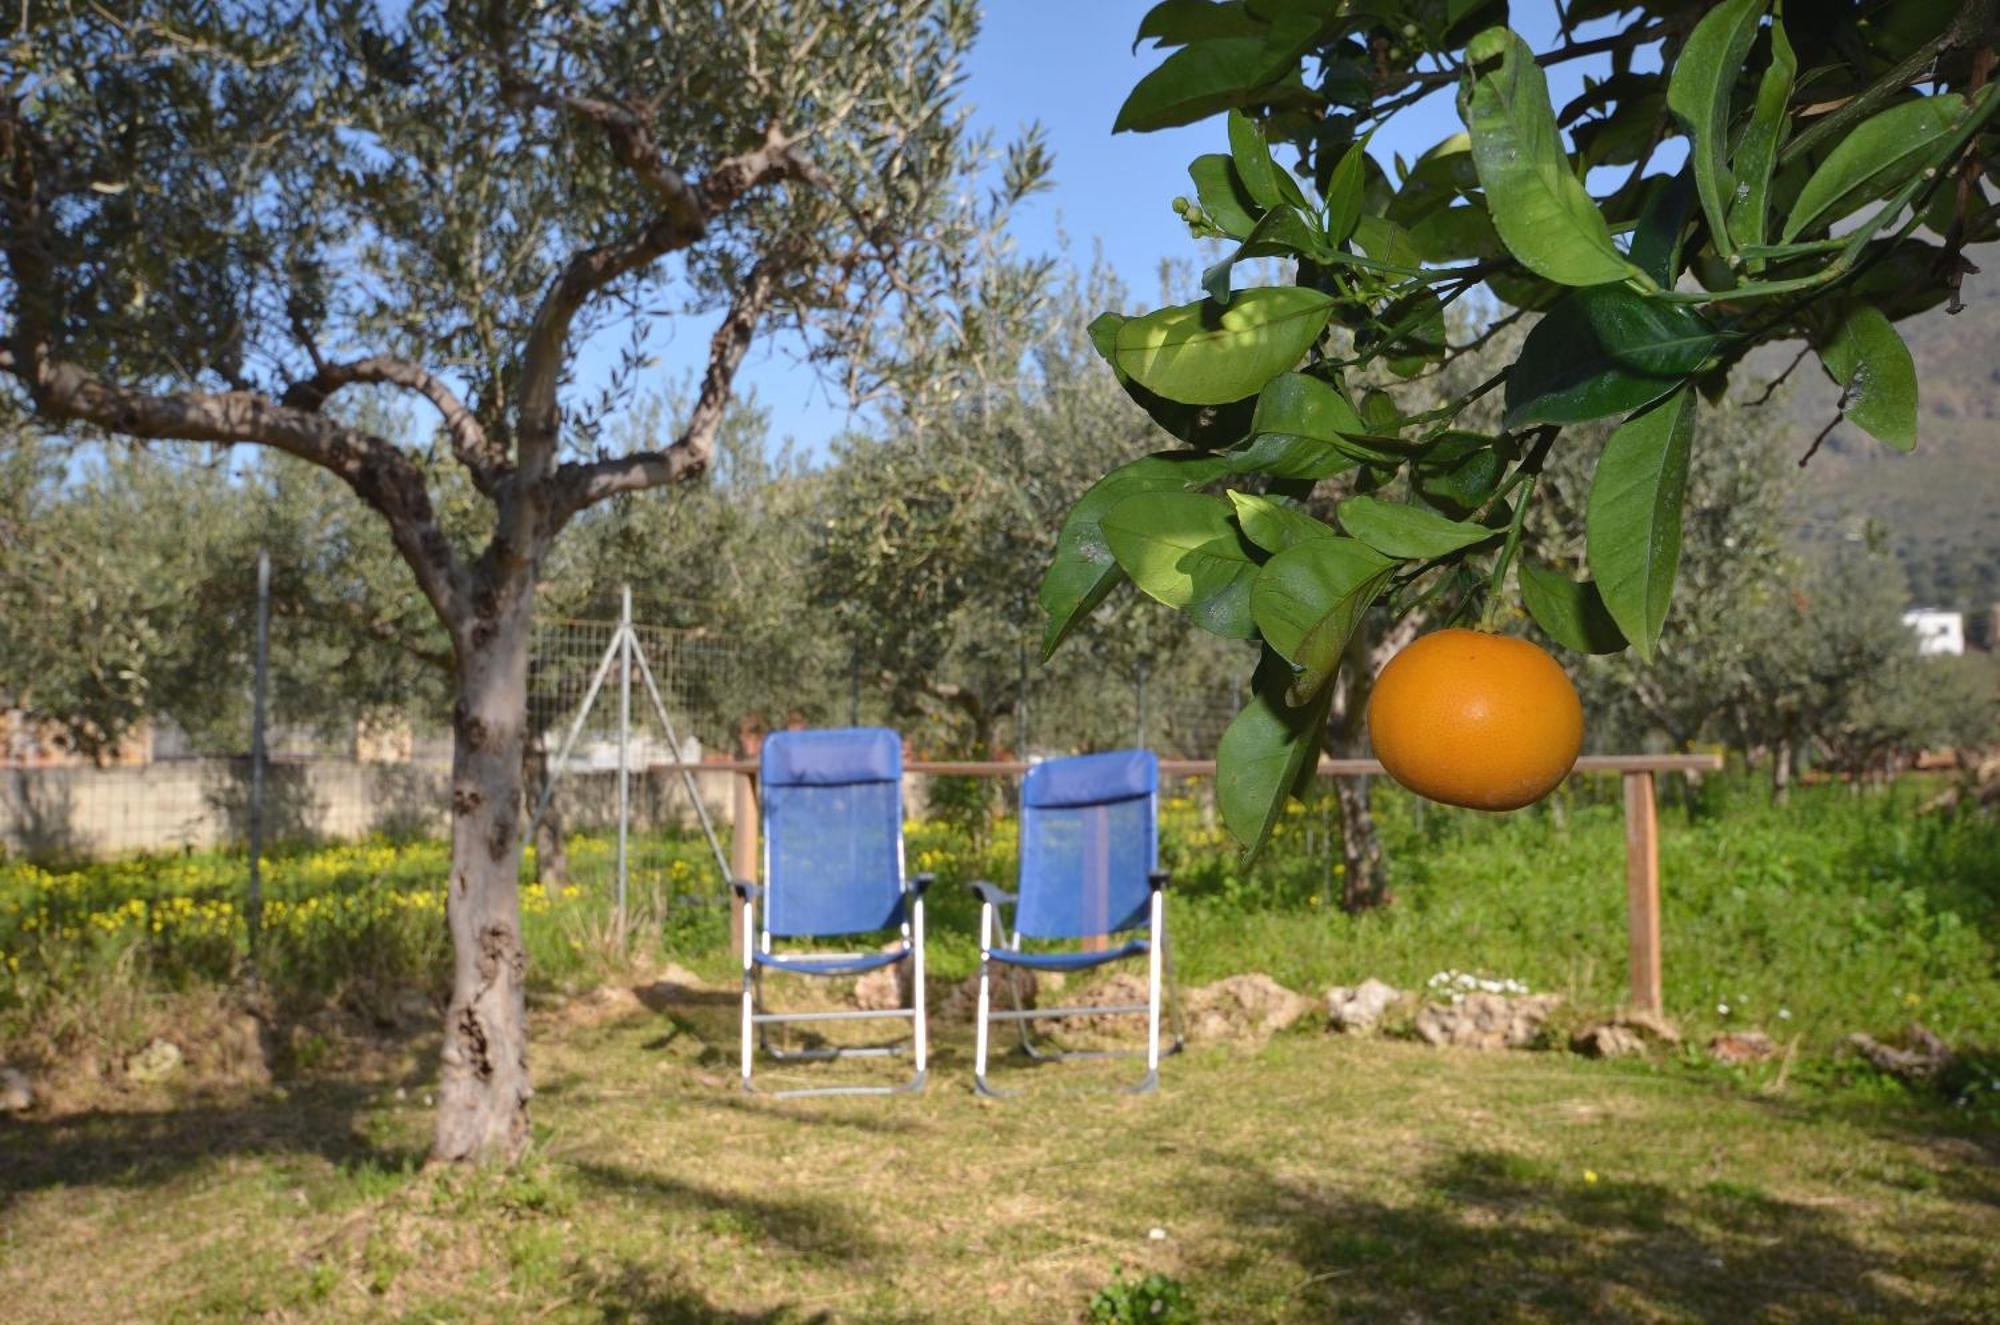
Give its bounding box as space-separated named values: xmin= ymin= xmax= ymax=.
xmin=971 ymin=749 xmax=1183 ymax=1095
xmin=734 ymin=728 xmax=929 ymax=1098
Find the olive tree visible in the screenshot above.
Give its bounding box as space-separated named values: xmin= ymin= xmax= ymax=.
xmin=1039 ymin=0 xmax=1998 ymax=858
xmin=2 ymin=0 xmax=1043 ymax=1163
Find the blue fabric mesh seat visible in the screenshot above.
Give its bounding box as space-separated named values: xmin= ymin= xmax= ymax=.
xmin=738 ymin=728 xmax=928 ymax=1098
xmin=973 ymin=749 xmax=1178 ymax=1095
xmin=761 ymin=727 xmax=906 ymax=938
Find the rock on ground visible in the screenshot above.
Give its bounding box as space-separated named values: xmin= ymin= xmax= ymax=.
xmin=1182 ymin=973 xmax=1313 ymax=1046
xmin=938 ymin=967 xmax=1041 ymax=1022
xmin=1326 ymin=979 xmax=1403 ymax=1035
xmin=1414 ymin=993 xmax=1563 ymax=1051
xmin=0 ymin=1066 xmax=33 ymax=1113
xmin=1572 ymin=1023 xmax=1648 ymax=1059
xmin=851 ymin=942 xmax=914 ymax=1012
xmin=1847 ymin=1023 xmax=1953 ymax=1081
xmin=125 ymin=1037 xmax=184 ymax=1084
xmin=1710 ymin=1031 xmax=1780 ymax=1065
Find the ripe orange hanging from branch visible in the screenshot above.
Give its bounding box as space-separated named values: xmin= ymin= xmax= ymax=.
xmin=1366 ymin=628 xmax=1583 ymax=811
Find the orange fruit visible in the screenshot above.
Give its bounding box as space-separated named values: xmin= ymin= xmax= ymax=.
xmin=1366 ymin=628 xmax=1583 ymax=811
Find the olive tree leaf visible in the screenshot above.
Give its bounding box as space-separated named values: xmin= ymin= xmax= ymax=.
xmin=1728 ymin=14 xmax=1796 ymax=258
xmin=1250 ymin=536 xmax=1398 ymax=704
xmin=1665 ymin=0 xmax=1766 ymax=257
xmin=1781 ymin=94 xmax=1967 ymax=240
xmin=1457 ymin=26 xmax=1640 ymax=287
xmin=1038 ymin=451 xmax=1230 ymax=660
xmin=1112 ymin=288 xmax=1336 ymax=405
xmin=1519 ymin=560 xmax=1628 ymax=654
xmin=1188 ymin=153 xmax=1263 ymax=238
xmin=1817 ymin=303 xmax=1917 ymax=452
xmin=1227 ymin=108 xmax=1284 ymax=207
xmin=1087 ymin=313 xmax=1257 ymax=447
xmin=1337 ymin=494 xmax=1496 ymax=559
xmin=1218 ymin=647 xmax=1333 ymax=856
xmin=1102 ymin=491 xmax=1262 ymax=638
xmin=1586 ymin=387 xmax=1695 ymax=660
xmin=1114 ymin=34 xmax=1302 ymax=132
xmin=1505 ymin=283 xmax=1718 ymax=428
xmin=1228 ymin=490 xmax=1335 ymax=554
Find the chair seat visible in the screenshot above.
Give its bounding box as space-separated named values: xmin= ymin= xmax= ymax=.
xmin=989 ymin=938 xmax=1148 ymax=971
xmin=754 ymin=945 xmax=910 ymax=977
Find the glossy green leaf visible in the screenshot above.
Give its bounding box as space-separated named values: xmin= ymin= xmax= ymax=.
xmin=1519 ymin=560 xmax=1628 ymax=654
xmin=1409 ymin=204 xmax=1503 ymax=263
xmin=1114 ymin=36 xmax=1296 ymax=133
xmin=1188 ymin=154 xmax=1262 ymax=239
xmin=1217 ymin=648 xmax=1333 ymax=855
xmin=1586 ymin=387 xmax=1695 ymax=661
xmin=1630 ymin=167 xmax=1697 ymax=287
xmin=1361 ymin=288 xmax=1448 ymax=377
xmin=1384 ymin=132 xmax=1477 ymax=226
xmin=1038 ymin=451 xmax=1231 ymax=660
xmin=1249 ymin=372 xmax=1402 ymax=463
xmin=1112 ymin=288 xmax=1335 ymax=405
xmin=1337 ymin=495 xmax=1495 ymax=559
xmin=1323 ymin=134 xmax=1370 ymax=244
xmin=1505 ymin=284 xmax=1719 ymax=428
xmin=1228 ymin=490 xmax=1335 ymax=554
xmin=1136 ymin=0 xmax=1260 ymax=49
xmin=1350 ymin=214 xmax=1422 ymax=269
xmin=1227 ymin=109 xmax=1284 ymax=208
xmin=1666 ymin=0 xmax=1766 ymax=257
xmin=1457 ymin=26 xmax=1638 ymax=287
xmin=1781 ymin=94 xmax=1966 ymax=240
xmin=1102 ymin=491 xmax=1262 ymax=638
xmin=1413 ymin=446 xmax=1507 ymax=518
xmin=1817 ymin=303 xmax=1917 ymax=452
xmin=1728 ymin=16 xmax=1796 ymax=258
xmin=1087 ymin=313 xmax=1257 ymax=447
xmin=1202 ymin=205 xmax=1326 ymax=303
xmin=1222 ymin=432 xmax=1362 ymax=481
xmin=1251 ymin=537 xmax=1398 ymax=704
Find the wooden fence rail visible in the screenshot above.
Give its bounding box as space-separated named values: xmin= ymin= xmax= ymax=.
xmin=663 ymin=752 xmax=1723 ymax=1017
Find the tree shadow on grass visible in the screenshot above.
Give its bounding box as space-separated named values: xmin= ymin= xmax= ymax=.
xmin=1193 ymin=1146 xmax=1984 ymax=1323
xmin=0 ymin=1081 xmax=421 ymax=1210
xmin=567 ymin=1158 xmax=888 ymax=1265
xmin=571 ymin=1256 xmax=926 ymax=1325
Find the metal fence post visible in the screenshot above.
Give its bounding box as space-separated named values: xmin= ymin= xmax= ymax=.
xmin=615 ymin=585 xmax=633 ymax=934
xmin=247 ymin=547 xmax=270 ymax=970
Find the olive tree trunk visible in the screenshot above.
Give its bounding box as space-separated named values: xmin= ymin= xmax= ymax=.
xmin=433 ymin=571 xmax=536 ymax=1164
xmin=1327 ymin=612 xmax=1423 ymax=913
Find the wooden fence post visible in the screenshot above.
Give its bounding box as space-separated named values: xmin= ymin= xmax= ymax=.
xmin=1622 ymin=770 xmax=1662 ymax=1015
xmin=730 ymin=723 xmax=764 ymax=955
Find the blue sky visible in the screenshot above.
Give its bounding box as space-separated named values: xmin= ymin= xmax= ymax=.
xmin=638 ymin=0 xmax=1657 ymax=458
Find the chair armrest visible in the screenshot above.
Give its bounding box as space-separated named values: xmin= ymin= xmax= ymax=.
xmin=968 ymin=881 xmax=1016 ymax=909
xmin=731 ymin=880 xmax=763 ymax=902
xmin=1148 ymin=870 xmax=1171 ymax=893
xmin=906 ymin=872 xmax=935 ymax=899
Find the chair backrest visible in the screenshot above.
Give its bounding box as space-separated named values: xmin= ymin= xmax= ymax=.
xmin=1015 ymin=750 xmax=1158 ymax=940
xmin=760 ymin=727 xmax=906 ymax=938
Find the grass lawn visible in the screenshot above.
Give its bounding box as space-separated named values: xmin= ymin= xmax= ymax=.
xmin=2 ymin=990 xmax=1996 ymax=1324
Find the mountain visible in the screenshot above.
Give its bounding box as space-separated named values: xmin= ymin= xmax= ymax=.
xmin=1763 ymin=242 xmax=2000 ymax=625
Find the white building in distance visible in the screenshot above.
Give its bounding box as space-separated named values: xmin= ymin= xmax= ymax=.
xmin=1902 ymin=608 xmax=1966 ymax=657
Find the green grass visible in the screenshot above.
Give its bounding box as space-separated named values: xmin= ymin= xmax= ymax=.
xmin=2 ymin=780 xmax=1997 ymax=1320
xmin=1 ymin=1001 xmax=1994 ymax=1322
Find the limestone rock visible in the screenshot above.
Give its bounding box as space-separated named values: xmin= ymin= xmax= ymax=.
xmin=1182 ymin=973 xmax=1312 ymax=1046
xmin=1414 ymin=993 xmax=1562 ymax=1051
xmin=939 ymin=966 xmax=1038 ymax=1022
xmin=1326 ymin=979 xmax=1403 ymax=1035
xmin=0 ymin=1066 xmax=33 ymax=1113
xmin=852 ymin=942 xmax=914 ymax=1012
xmin=1847 ymin=1023 xmax=1952 ymax=1081
xmin=126 ymin=1037 xmax=184 ymax=1084
xmin=1571 ymin=1022 xmax=1648 ymax=1059
xmin=1613 ymin=1009 xmax=1682 ymax=1045
xmin=1709 ymin=1031 xmax=1779 ymax=1065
